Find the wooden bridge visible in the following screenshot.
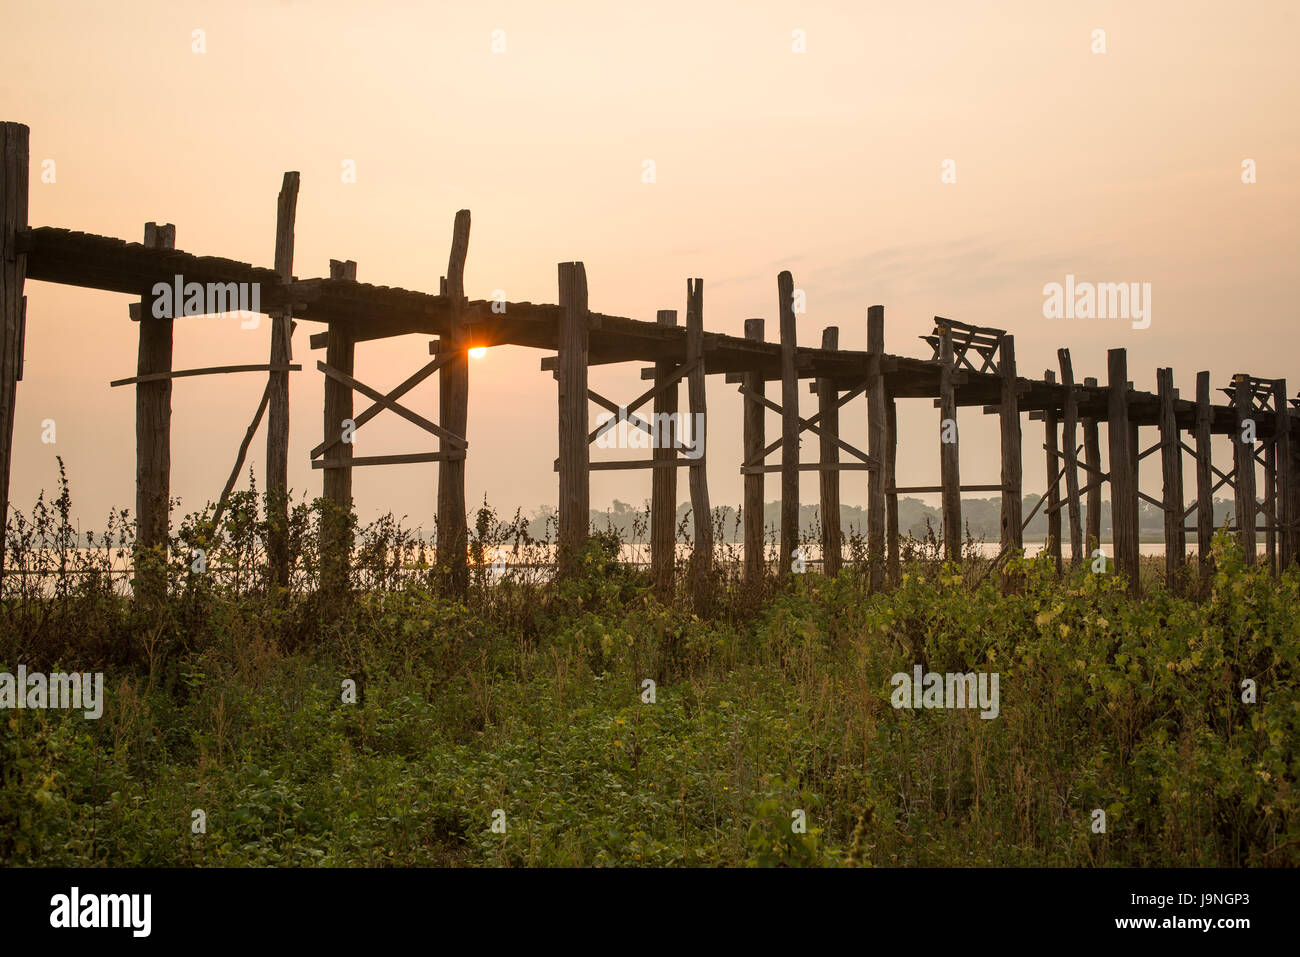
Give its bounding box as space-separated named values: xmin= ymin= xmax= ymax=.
xmin=1 ymin=121 xmax=1294 ymax=599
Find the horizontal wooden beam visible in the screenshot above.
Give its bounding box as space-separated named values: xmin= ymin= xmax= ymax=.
xmin=742 ymin=462 xmax=874 ymax=474
xmin=888 ymin=483 xmax=1004 ymax=494
xmin=19 ymin=225 xmax=1300 ymax=452
xmin=110 ymin=363 xmax=301 ymax=387
xmin=554 ymin=457 xmax=703 ymax=472
xmin=313 ymin=451 xmax=462 ymax=469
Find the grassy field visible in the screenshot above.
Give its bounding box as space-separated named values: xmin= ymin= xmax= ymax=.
xmin=1 ymin=478 xmax=1296 ymax=867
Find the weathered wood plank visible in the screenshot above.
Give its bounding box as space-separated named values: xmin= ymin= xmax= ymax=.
xmin=316 ymin=451 xmax=459 ymax=468
xmin=651 ymin=309 xmax=679 ymax=594
xmin=583 ymin=458 xmax=697 ymax=471
xmin=1157 ymin=367 xmax=1185 ymax=593
xmin=320 ymin=315 xmax=354 ymax=594
xmin=817 ymin=326 xmax=841 ymax=577
xmin=1058 ymin=349 xmax=1083 ymax=566
xmin=134 ymin=223 xmax=174 ymax=606
xmin=1194 ymin=371 xmax=1214 ymax=583
xmin=437 ymin=210 xmax=471 ymax=595
xmin=557 ymin=262 xmax=590 ymax=573
xmin=112 ymin=363 xmax=300 ymax=387
xmin=1288 ymin=393 xmax=1300 ymax=574
xmin=1043 ymin=370 xmax=1062 ymax=572
xmin=1108 ymin=350 xmax=1140 ymax=594
xmin=1265 ymin=431 xmax=1277 ymax=574
xmin=1083 ymin=376 xmax=1102 ymax=552
xmin=939 ymin=324 xmax=961 ymax=561
xmin=0 ymin=123 xmax=28 ymax=580
xmin=1234 ymin=375 xmax=1257 ymax=565
xmin=686 ymin=279 xmax=712 ymax=595
xmin=1274 ymin=378 xmax=1292 ymax=570
xmin=999 ymin=335 xmax=1022 ymax=555
xmin=743 ymin=463 xmax=873 ymax=474
xmin=867 ymin=305 xmax=886 ymax=589
xmin=891 ymin=484 xmax=1004 ymax=494
xmin=885 ymin=394 xmax=899 ymax=583
xmin=211 ymin=382 xmax=272 ymax=533
xmin=778 ymin=271 xmax=799 ymax=577
xmin=266 ymin=171 xmax=299 ymax=589
xmin=742 ymin=317 xmax=765 ymax=584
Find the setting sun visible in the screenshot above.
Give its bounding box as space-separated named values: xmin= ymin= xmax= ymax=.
xmin=468 ymin=346 xmax=487 ymax=359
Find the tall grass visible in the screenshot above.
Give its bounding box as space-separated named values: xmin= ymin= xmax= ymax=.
xmin=0 ymin=467 xmax=1295 ymax=867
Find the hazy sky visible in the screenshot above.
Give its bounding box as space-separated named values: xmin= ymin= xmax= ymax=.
xmin=2 ymin=0 xmax=1297 ymax=533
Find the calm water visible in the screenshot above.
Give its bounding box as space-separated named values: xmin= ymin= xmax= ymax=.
xmin=2 ymin=539 xmax=1264 ymax=594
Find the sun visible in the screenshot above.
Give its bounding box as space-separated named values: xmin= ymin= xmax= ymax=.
xmin=468 ymin=346 xmax=487 ymax=359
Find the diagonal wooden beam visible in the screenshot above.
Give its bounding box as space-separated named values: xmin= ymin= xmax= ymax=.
xmin=619 ymin=358 xmax=698 ymax=416
xmin=1137 ymin=440 xmax=1163 ymax=461
xmin=315 ymin=360 xmax=466 ymax=450
xmin=1210 ymin=471 xmax=1235 ymax=497
xmin=311 ymin=351 xmax=462 ymax=459
xmin=1021 ymin=468 xmax=1064 ymax=533
xmin=587 ymin=390 xmax=654 ymax=442
xmin=211 ymin=380 xmax=273 ymax=533
xmin=738 ymin=384 xmax=877 ymax=469
xmin=1043 ymin=443 xmax=1107 ymax=479
xmin=1138 ymin=489 xmax=1165 ymax=510
xmin=583 ymin=359 xmax=700 ymax=445
xmin=1045 ymin=473 xmax=1108 ymax=516
xmin=1020 ymin=452 xmax=1080 ymax=534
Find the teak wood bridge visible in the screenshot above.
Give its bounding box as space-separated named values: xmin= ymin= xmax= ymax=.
xmin=1 ymin=122 xmax=1296 ymax=599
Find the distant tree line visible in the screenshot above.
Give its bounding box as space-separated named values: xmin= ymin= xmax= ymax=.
xmin=523 ymin=496 xmax=1239 ymax=544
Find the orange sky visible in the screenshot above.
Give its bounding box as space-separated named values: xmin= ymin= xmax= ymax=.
xmin=3 ymin=0 xmax=1298 ymax=532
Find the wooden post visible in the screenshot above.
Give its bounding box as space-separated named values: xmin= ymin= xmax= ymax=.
xmin=1044 ymin=370 xmax=1062 ymax=572
xmin=1108 ymin=350 xmax=1140 ymax=594
xmin=742 ymin=317 xmax=765 ymax=583
xmin=1265 ymin=422 xmax=1277 ymax=575
xmin=817 ymin=326 xmax=841 ymax=577
xmin=777 ymin=271 xmax=799 ymax=577
xmin=651 ymin=309 xmax=679 ymax=593
xmin=1083 ymin=376 xmax=1102 ymax=552
xmin=1157 ymin=367 xmax=1185 ymax=593
xmin=938 ymin=324 xmax=961 ymax=561
xmin=867 ymin=305 xmax=886 ymax=589
xmin=1274 ymin=378 xmax=1292 ymax=571
xmin=321 ymin=260 xmax=356 ymax=596
xmin=1290 ymin=398 xmax=1300 ymax=574
xmin=266 ymin=171 xmax=299 ymax=589
xmin=134 ymin=222 xmax=175 ymax=605
xmin=685 ymin=279 xmax=712 ymax=593
xmin=999 ymin=335 xmax=1022 ymax=553
xmin=1191 ymin=371 xmax=1215 ymax=585
xmin=0 ymin=122 xmax=28 ymax=581
xmin=885 ymin=394 xmax=899 ymax=583
xmin=437 ymin=211 xmax=471 ymax=595
xmin=1234 ymin=375 xmax=1257 ymax=566
xmin=1057 ymin=350 xmax=1083 ymax=567
xmin=557 ymin=262 xmax=590 ymax=573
